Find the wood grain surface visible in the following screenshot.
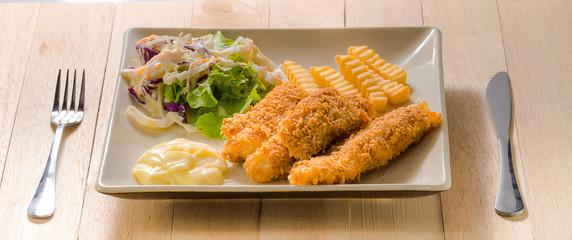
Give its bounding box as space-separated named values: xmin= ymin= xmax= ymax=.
xmin=172 ymin=1 xmax=269 ymax=239
xmin=269 ymin=0 xmax=345 ymax=28
xmin=422 ymin=0 xmax=534 ymax=239
xmin=263 ymin=2 xmax=353 ymax=238
xmin=1 ymin=0 xmax=571 ymax=239
xmin=78 ymin=2 xmax=194 ymax=239
xmin=0 ymin=3 xmax=114 ymax=239
xmin=497 ymin=0 xmax=572 ymax=238
xmin=346 ymin=0 xmax=422 ymax=27
xmin=347 ymin=1 xmax=444 ymax=239
xmin=193 ymin=0 xmax=269 ymax=28
xmin=0 ymin=3 xmax=39 ymax=186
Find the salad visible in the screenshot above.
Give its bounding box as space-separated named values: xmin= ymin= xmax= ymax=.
xmin=120 ymin=32 xmax=283 ymax=138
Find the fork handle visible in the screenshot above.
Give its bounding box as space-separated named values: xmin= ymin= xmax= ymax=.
xmin=495 ymin=138 xmax=525 ymax=217
xmin=28 ymin=124 xmax=65 ymax=218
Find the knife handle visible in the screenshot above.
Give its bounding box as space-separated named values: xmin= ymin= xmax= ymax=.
xmin=495 ymin=138 xmax=525 ymax=217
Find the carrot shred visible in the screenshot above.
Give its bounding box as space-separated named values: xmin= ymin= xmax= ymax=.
xmin=189 ymin=58 xmax=220 ymax=67
xmin=201 ymin=58 xmax=220 ymax=62
xmin=136 ymin=34 xmax=158 ymax=45
xmin=248 ymin=39 xmax=253 ymax=63
xmin=133 ymin=67 xmax=146 ymax=75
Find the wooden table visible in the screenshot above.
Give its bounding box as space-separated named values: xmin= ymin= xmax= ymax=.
xmin=1 ymin=0 xmax=570 ymax=239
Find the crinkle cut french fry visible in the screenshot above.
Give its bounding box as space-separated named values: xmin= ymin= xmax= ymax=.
xmin=378 ymin=79 xmax=410 ymax=105
xmin=348 ymin=45 xmax=407 ymax=84
xmin=310 ymin=66 xmax=360 ymax=96
xmin=335 ymin=55 xmax=388 ymax=111
xmin=283 ymin=60 xmax=319 ymax=92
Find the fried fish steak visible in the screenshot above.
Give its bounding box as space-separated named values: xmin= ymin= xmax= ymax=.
xmin=221 ymin=83 xmax=307 ymax=163
xmin=345 ymin=94 xmax=379 ymax=120
xmin=243 ymin=134 xmax=294 ymax=183
xmin=288 ymin=102 xmax=442 ymax=185
xmin=243 ymin=91 xmax=377 ymax=183
xmin=278 ymin=88 xmax=373 ymax=160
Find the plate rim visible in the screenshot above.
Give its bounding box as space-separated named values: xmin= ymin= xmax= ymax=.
xmin=96 ymin=26 xmax=450 ymax=197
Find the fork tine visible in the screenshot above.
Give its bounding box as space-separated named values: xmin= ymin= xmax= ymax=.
xmin=62 ymin=69 xmax=70 ymax=111
xmin=78 ymin=70 xmax=85 ymax=112
xmin=52 ymin=70 xmax=61 ymax=112
xmin=70 ymin=70 xmax=77 ymax=111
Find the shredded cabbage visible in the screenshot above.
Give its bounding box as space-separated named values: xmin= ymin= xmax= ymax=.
xmin=120 ymin=31 xmax=283 ymax=138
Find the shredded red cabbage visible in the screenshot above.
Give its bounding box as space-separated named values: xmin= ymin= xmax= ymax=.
xmin=128 ymin=87 xmax=145 ymax=104
xmin=182 ymin=38 xmax=210 ymax=57
xmin=197 ymin=74 xmax=208 ymax=83
xmin=139 ymin=78 xmax=163 ymax=96
xmin=181 ymin=113 xmax=187 ymax=124
xmin=164 ymin=102 xmax=185 ymax=113
xmin=136 ymin=44 xmax=160 ymax=63
xmin=142 ymin=86 xmax=151 ymax=95
xmin=197 ymin=48 xmax=209 ymax=56
xmin=144 ymin=78 xmax=163 ymax=86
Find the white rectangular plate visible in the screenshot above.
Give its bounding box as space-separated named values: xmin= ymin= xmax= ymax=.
xmin=96 ymin=27 xmax=450 ymax=198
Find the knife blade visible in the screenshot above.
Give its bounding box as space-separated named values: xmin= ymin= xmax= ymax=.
xmin=486 ymin=71 xmax=524 ymax=217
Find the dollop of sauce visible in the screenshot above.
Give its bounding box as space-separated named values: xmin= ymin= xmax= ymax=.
xmin=133 ymin=138 xmax=227 ymax=185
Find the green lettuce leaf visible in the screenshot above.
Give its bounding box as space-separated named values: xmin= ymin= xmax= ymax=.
xmin=227 ymin=53 xmax=246 ymax=63
xmin=243 ymin=88 xmax=262 ymax=112
xmin=193 ymin=92 xmax=261 ymax=139
xmin=163 ymin=61 xmax=267 ymax=138
xmin=164 ymin=84 xmax=176 ymax=102
xmin=213 ymin=31 xmax=235 ymax=49
xmin=195 ymin=112 xmax=225 ymax=139
xmin=210 ymin=64 xmax=265 ymax=99
xmin=164 ymin=80 xmax=185 ymax=103
xmin=186 ymin=78 xmax=218 ymax=108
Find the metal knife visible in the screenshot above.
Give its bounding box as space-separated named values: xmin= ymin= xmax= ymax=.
xmin=486 ymin=71 xmax=524 ymax=217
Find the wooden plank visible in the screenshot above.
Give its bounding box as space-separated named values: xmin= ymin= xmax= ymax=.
xmin=346 ymin=1 xmax=443 ymax=239
xmin=0 ymin=3 xmax=114 ymax=239
xmin=269 ymin=0 xmax=345 ymax=28
xmin=170 ymin=1 xmax=270 ymax=239
xmin=77 ymin=2 xmax=194 ymax=239
xmin=0 ymin=3 xmax=39 ymax=186
xmin=192 ymin=0 xmax=269 ymax=28
xmin=254 ymin=1 xmax=352 ymax=239
xmin=346 ymin=0 xmax=422 ymax=27
xmin=422 ymin=0 xmax=534 ymax=238
xmin=261 ymin=199 xmax=350 ymax=240
xmin=172 ymin=199 xmax=261 ymax=239
xmin=350 ymin=195 xmax=443 ymax=239
xmin=497 ymin=0 xmax=572 ymax=238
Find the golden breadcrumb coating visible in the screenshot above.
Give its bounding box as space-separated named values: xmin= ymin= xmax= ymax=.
xmin=243 ymin=134 xmax=294 ymax=183
xmin=244 ymin=92 xmax=377 ymax=183
xmin=220 ymin=83 xmax=307 ymax=163
xmin=278 ymin=88 xmax=373 ymax=160
xmin=288 ymin=102 xmax=442 ymax=185
xmin=345 ymin=94 xmax=379 ymax=120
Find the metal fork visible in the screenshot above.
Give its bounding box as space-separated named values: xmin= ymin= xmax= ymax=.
xmin=28 ymin=69 xmax=85 ymax=219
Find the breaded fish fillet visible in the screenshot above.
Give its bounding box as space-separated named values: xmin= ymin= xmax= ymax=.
xmin=345 ymin=94 xmax=379 ymax=120
xmin=243 ymin=134 xmax=294 ymax=183
xmin=288 ymin=102 xmax=441 ymax=185
xmin=279 ymin=88 xmax=374 ymax=160
xmin=244 ymin=93 xmax=376 ymax=183
xmin=221 ymin=83 xmax=307 ymax=163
